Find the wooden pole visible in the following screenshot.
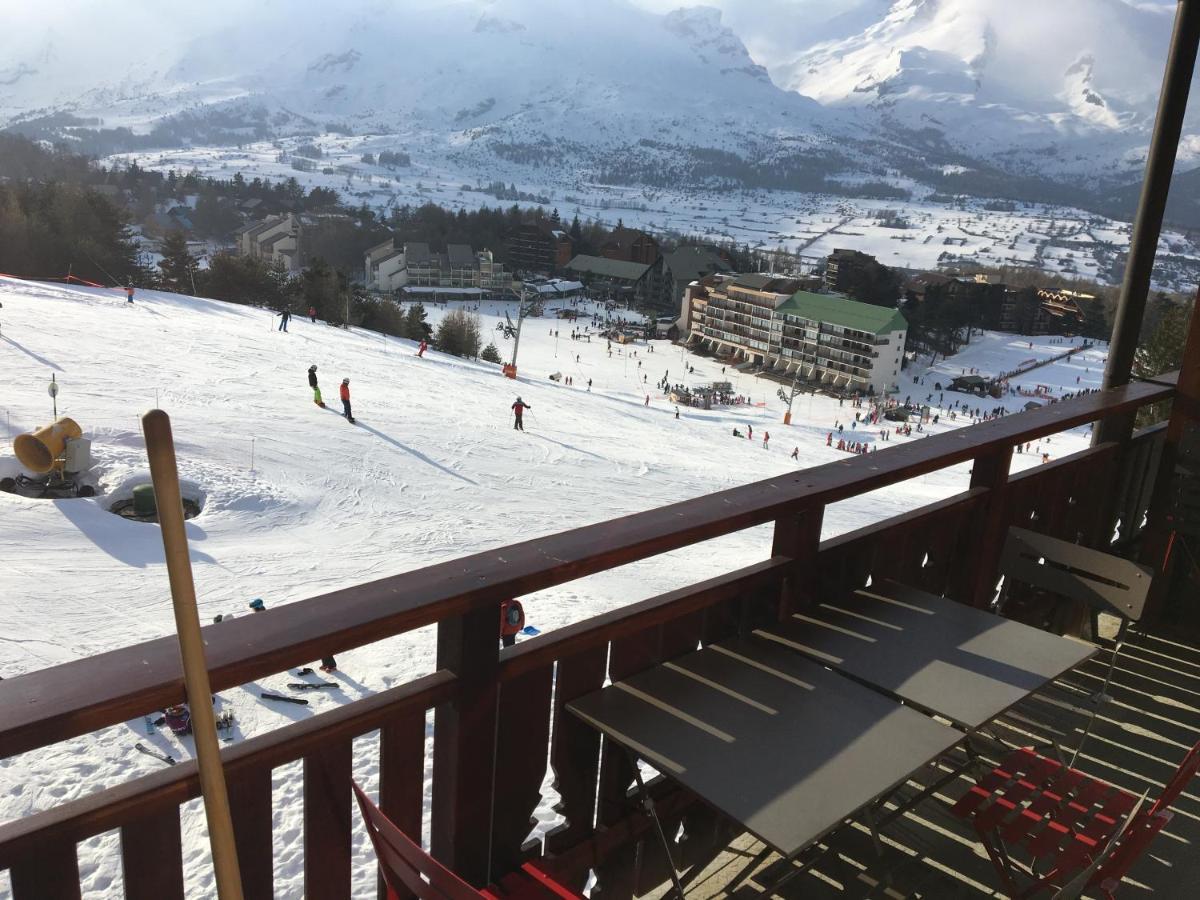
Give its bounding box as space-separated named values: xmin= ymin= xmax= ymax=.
xmin=142 ymin=409 xmax=245 ymax=900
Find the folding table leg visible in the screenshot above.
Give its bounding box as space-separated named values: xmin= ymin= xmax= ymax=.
xmin=623 ymin=747 xmax=686 ymax=900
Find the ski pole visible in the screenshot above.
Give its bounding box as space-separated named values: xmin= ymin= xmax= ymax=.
xmin=142 ymin=410 xmax=245 ymax=900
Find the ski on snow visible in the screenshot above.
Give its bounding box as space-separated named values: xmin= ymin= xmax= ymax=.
xmin=134 ymin=742 xmax=177 ymax=766
xmin=288 ymin=681 xmax=338 ymax=691
xmin=260 ymin=691 xmax=309 ymax=705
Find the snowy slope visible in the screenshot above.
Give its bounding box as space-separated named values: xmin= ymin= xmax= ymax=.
xmin=0 ymin=277 xmax=1102 ymax=897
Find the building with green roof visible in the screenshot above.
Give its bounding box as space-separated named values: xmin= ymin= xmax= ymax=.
xmin=774 ymin=290 xmax=907 ymax=394
xmin=687 ymin=279 xmax=907 ymax=395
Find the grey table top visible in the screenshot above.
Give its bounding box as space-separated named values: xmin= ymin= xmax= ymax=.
xmin=567 ymin=635 xmax=961 ymax=858
xmin=755 ymin=580 xmax=1098 ymax=730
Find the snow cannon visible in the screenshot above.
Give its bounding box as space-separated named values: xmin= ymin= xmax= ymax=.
xmin=13 ymin=417 xmax=83 ymax=474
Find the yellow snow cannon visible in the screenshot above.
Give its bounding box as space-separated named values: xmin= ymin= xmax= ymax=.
xmin=13 ymin=417 xmax=82 ymax=474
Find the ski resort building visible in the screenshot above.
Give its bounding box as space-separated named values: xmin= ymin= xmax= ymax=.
xmin=688 ymin=274 xmax=906 ymax=393
xmin=363 ymin=239 xmax=512 ymax=296
xmin=507 ymin=222 xmax=574 ymax=274
xmin=236 ymin=213 xmax=301 ymax=272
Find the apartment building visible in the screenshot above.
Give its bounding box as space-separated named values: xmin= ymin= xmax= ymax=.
xmin=689 ymin=274 xmax=907 ymax=394
xmin=236 ymin=214 xmax=301 ymax=272
xmin=363 ymin=239 xmax=512 ymax=295
xmin=692 ymin=273 xmax=806 ymax=356
xmin=773 ymin=291 xmax=906 ymax=395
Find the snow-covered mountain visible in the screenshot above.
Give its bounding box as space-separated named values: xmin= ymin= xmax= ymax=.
xmin=0 ymin=0 xmax=1192 ymax=212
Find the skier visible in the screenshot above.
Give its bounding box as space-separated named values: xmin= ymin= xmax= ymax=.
xmin=417 ymin=340 xmax=428 ymax=357
xmin=512 ymin=396 xmax=531 ymax=431
xmin=308 ymin=365 xmax=325 ymax=408
xmin=675 ymin=407 xmax=680 ymax=419
xmin=763 ymin=431 xmax=770 ymax=450
xmin=747 ymin=425 xmax=753 ymax=441
xmin=125 ymin=284 xmax=135 ymax=304
xmin=340 ymin=378 xmax=354 ymax=423
xmin=645 ymin=394 xmax=649 ymax=406
xmin=308 ymin=306 xmax=317 ymax=324
xmin=500 ymin=598 xmax=525 ymax=647
xmin=587 ymin=378 xmax=592 ymax=392
xmin=278 ymin=308 xmax=291 ymax=332
xmin=791 ymin=446 xmax=799 ymax=460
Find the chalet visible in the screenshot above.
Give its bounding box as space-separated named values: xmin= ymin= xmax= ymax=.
xmin=563 ymin=255 xmax=652 ymax=306
xmin=237 ymin=213 xmax=301 ymax=272
xmin=662 ymin=245 xmax=732 ymax=316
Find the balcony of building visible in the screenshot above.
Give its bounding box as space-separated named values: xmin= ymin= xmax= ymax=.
xmin=1 ymin=368 xmax=1196 ymax=899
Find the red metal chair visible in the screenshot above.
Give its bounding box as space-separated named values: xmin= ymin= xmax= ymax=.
xmin=352 ymin=782 xmax=584 ymax=900
xmin=949 ymin=740 xmax=1200 ymax=898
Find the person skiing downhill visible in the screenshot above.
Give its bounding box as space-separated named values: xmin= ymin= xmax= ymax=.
xmin=278 ymin=308 xmax=291 ymax=332
xmin=308 ymin=306 xmax=317 ymax=324
xmin=512 ymin=397 xmax=531 ymax=431
xmin=308 ymin=366 xmax=325 ymax=407
xmin=340 ymin=378 xmax=354 ymax=423
xmin=125 ymin=284 xmax=135 ymax=304
xmin=417 ymin=340 xmax=428 ymax=357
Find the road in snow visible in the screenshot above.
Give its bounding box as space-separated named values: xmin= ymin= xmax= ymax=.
xmin=0 ymin=278 xmax=1104 ymax=897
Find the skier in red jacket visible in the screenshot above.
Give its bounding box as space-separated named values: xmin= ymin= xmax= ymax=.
xmin=340 ymin=378 xmax=354 ymax=423
xmin=417 ymin=340 xmax=428 ymax=357
xmin=511 ymin=397 xmax=531 ymax=430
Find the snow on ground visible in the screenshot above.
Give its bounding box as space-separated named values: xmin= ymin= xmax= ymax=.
xmin=0 ymin=278 xmax=1102 ymax=897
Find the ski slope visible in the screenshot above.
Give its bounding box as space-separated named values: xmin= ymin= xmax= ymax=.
xmin=0 ymin=278 xmax=1103 ymax=897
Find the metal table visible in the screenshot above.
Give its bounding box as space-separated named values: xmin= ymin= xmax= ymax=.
xmin=755 ymin=580 xmax=1098 ymax=730
xmin=567 ymin=636 xmax=961 ymax=862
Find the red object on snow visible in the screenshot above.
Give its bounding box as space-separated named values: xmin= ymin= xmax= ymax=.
xmin=500 ymin=599 xmax=525 ymax=636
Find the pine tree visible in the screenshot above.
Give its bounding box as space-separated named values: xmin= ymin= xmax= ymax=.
xmin=1134 ymin=300 xmax=1192 ymax=426
xmin=481 ymin=341 xmax=502 ymax=364
xmin=402 ymin=303 xmax=432 ymax=342
xmin=158 ymin=230 xmax=198 ymax=293
xmin=435 ymin=309 xmax=482 ymax=358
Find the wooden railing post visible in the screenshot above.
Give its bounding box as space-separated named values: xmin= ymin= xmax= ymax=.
xmin=957 ymin=447 xmax=1014 ymax=608
xmin=772 ymin=506 xmax=824 ymax=618
xmin=431 ymin=602 xmax=500 ymax=886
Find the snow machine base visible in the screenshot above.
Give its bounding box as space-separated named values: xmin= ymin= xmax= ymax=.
xmin=110 ymin=496 xmax=201 ymax=522
xmin=0 ymin=473 xmax=95 ymax=500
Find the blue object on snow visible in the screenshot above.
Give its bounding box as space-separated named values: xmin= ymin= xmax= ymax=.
xmin=248 ymin=598 xmax=265 ymax=611
xmin=521 ymin=625 xmax=540 ymax=636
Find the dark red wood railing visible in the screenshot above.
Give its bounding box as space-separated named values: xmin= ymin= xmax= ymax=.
xmin=0 ymin=379 xmax=1176 ymax=898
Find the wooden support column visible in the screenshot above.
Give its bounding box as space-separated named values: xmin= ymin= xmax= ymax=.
xmin=431 ymin=602 xmax=500 ymax=886
xmin=9 ymin=840 xmax=81 ymax=900
xmin=1139 ymin=298 xmax=1200 ymax=622
xmin=771 ymin=506 xmax=824 ymax=618
xmin=958 ymin=447 xmax=1014 ymax=608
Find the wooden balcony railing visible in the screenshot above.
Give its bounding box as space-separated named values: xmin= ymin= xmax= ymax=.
xmin=0 ymin=378 xmax=1178 ymax=899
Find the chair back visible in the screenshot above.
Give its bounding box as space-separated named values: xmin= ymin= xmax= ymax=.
xmin=353 ymin=782 xmax=484 ymax=900
xmin=1151 ymin=738 xmax=1200 ymax=816
xmin=999 ymin=527 xmax=1153 ymax=623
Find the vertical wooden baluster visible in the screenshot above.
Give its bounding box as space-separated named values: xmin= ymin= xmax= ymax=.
xmin=229 ymin=767 xmax=274 ymax=900
xmin=595 ymin=626 xmax=662 ymax=900
xmin=431 ymin=603 xmax=499 ymax=886
xmin=772 ymin=506 xmax=824 ymax=618
xmin=122 ymin=807 xmax=184 ymax=900
xmin=9 ymin=840 xmax=81 ymax=900
xmin=491 ymin=664 xmax=554 ymax=878
xmin=304 ymin=740 xmax=353 ymax=900
xmin=957 ymin=447 xmax=1014 ymax=607
xmin=378 ymin=711 xmax=427 ymax=900
xmin=546 ymin=643 xmax=608 ymax=865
